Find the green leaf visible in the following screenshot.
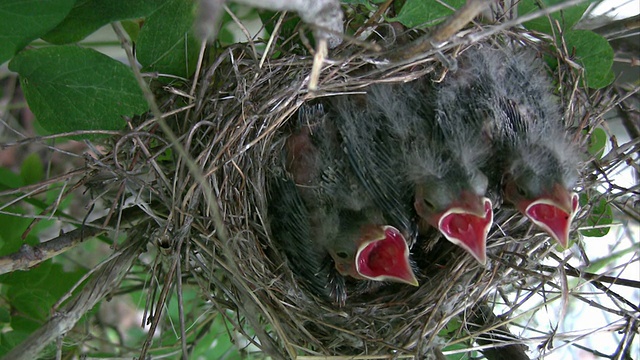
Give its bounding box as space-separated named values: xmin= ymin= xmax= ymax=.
xmin=167 ymin=287 xmax=199 ymax=320
xmin=600 ymin=68 xmax=615 ymax=87
xmin=438 ymin=317 xmax=462 ymax=337
xmin=392 ymin=0 xmax=466 ymax=28
xmin=19 ymin=153 xmax=44 ymax=185
xmin=579 ymin=193 xmax=613 ymax=237
xmin=0 ymin=0 xmax=75 ymax=64
xmin=0 ymin=331 xmax=31 ymax=355
xmin=31 ymin=116 xmax=54 ymax=136
xmin=587 ymin=127 xmax=607 ymax=159
xmin=42 ymin=0 xmax=161 ymax=44
xmin=8 ymin=45 xmax=149 ymax=134
xmin=0 ymin=167 xmax=23 ymax=190
xmin=441 ymin=342 xmax=473 ymax=360
xmin=0 ymin=307 xmax=10 ymax=324
xmin=2 ymin=262 xmax=86 ymax=332
xmin=121 ymin=19 xmax=143 ymax=43
xmin=9 ymin=288 xmax=54 ymax=325
xmin=192 ymin=316 xmax=244 ymax=359
xmin=217 ymin=27 xmax=236 ymax=46
xmin=562 ymin=30 xmax=614 ymax=89
xmin=39 ymin=264 xmax=87 ymax=299
xmin=137 ymin=0 xmax=199 ymax=79
xmin=0 ymin=210 xmax=36 ymax=256
xmin=520 ymin=0 xmax=590 ymax=34
xmin=259 ymin=11 xmax=301 ymax=50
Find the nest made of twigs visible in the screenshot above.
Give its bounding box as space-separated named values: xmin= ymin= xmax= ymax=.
xmin=107 ymin=13 xmax=619 ymax=358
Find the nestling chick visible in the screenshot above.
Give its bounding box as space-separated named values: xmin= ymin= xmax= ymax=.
xmin=269 ymin=104 xmax=418 ymax=303
xmin=440 ymin=46 xmax=580 ymax=247
xmin=332 ymin=83 xmax=493 ymax=265
xmin=268 ymin=173 xmax=346 ymax=301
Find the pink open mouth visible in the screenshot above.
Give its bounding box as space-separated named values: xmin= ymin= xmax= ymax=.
xmin=526 ymin=193 xmax=579 ymax=247
xmin=438 ymin=198 xmax=493 ymax=264
xmin=356 ymin=226 xmax=418 ymax=286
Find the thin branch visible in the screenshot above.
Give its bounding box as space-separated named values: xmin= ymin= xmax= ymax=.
xmin=0 ymin=236 xmax=146 ymax=360
xmin=550 ymin=254 xmax=640 ymax=314
xmin=0 ymin=205 xmax=148 ymax=275
xmin=384 ymin=0 xmax=495 ymax=62
xmin=537 ymin=263 xmax=640 ymax=289
xmin=581 ymin=14 xmax=640 ymax=41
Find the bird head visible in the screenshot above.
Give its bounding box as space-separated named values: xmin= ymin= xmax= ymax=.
xmin=351 ymin=225 xmax=419 ymax=286
xmin=505 ymin=178 xmax=578 ymax=247
xmin=415 ymin=184 xmax=493 ymax=265
xmin=503 ymin=142 xmax=579 ymax=248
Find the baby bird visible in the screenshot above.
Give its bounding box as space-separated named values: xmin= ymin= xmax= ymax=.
xmin=268 ymin=173 xmax=345 ymax=301
xmin=440 ymin=46 xmax=580 ymax=247
xmin=332 ymin=83 xmax=493 ymax=265
xmin=269 ymin=104 xmax=418 ymax=303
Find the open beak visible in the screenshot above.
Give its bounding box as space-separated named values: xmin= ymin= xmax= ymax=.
xmin=437 ymin=195 xmax=493 ymax=265
xmin=524 ymin=184 xmax=579 ymax=247
xmin=355 ymin=226 xmax=419 ymax=286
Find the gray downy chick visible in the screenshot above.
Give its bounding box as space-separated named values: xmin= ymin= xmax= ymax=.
xmin=332 ymin=83 xmax=493 ymax=265
xmin=269 ymin=104 xmax=419 ymax=304
xmin=438 ymin=46 xmax=580 ymax=247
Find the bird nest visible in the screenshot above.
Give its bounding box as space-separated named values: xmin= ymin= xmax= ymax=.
xmin=128 ymin=23 xmax=609 ymax=358
xmin=2 ymin=2 xmax=637 ymax=359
